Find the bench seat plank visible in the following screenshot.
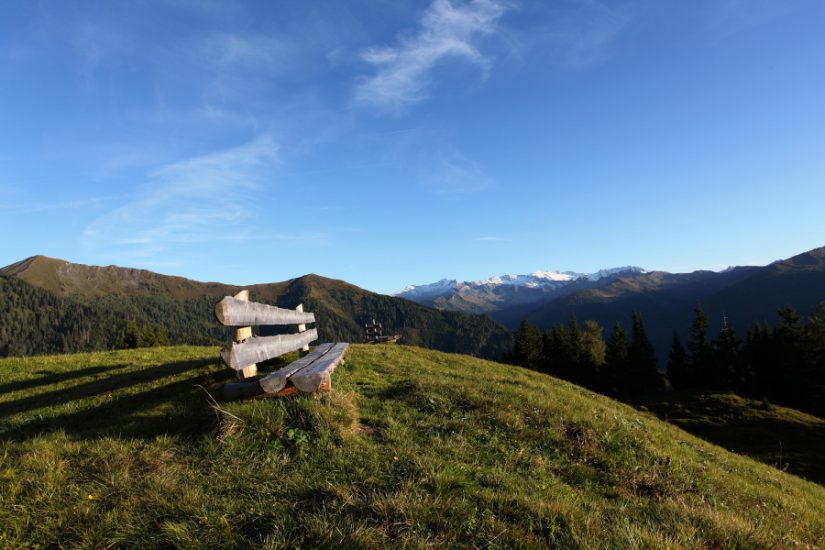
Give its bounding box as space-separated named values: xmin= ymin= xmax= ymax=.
xmin=259 ymin=343 xmax=335 ymax=394
xmin=289 ymin=343 xmax=349 ymax=393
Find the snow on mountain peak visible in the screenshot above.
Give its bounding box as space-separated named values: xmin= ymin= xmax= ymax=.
xmin=529 ymin=270 xmax=579 ymax=282
xmin=583 ymin=266 xmax=646 ymax=281
xmin=395 ymin=267 xmax=646 ymax=297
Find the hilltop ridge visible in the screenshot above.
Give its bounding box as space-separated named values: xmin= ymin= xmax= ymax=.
xmin=0 ymin=256 xmax=512 ymax=359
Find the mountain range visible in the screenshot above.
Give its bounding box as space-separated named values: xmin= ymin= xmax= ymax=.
xmin=398 ymin=245 xmax=825 ymax=359
xmin=396 ymin=267 xmax=646 ymax=315
xmin=3 ymin=245 xmax=824 ymax=362
xmin=0 ymin=256 xmax=512 ymax=359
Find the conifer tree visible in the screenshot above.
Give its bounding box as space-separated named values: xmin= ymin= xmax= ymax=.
xmin=627 ymin=312 xmax=663 ymax=395
xmin=512 ymin=319 xmax=542 ymax=368
xmin=803 ymin=302 xmax=825 ymax=416
xmin=152 ymin=324 xmax=170 ymax=346
xmin=581 ymin=320 xmax=606 ymax=367
xmin=575 ymin=319 xmax=606 ymax=389
xmin=712 ymin=322 xmax=739 ymax=390
xmin=774 ymin=306 xmax=804 ymax=400
xmin=603 ymin=322 xmax=629 ymax=396
xmin=667 ymin=331 xmax=689 ymax=390
xmin=742 ymin=322 xmax=773 ymax=398
xmin=688 ymin=303 xmax=712 ymax=388
xmin=123 ymin=320 xmax=140 ymax=349
xmin=542 ymin=322 xmax=576 ymax=380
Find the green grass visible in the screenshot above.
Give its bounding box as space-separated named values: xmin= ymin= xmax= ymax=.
xmin=641 ymin=391 xmax=825 ymax=485
xmin=1 ymin=344 xmax=824 ymax=548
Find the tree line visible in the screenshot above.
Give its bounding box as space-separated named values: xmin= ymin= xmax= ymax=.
xmin=0 ymin=274 xmax=513 ymax=360
xmin=0 ymin=274 xmax=230 ymax=356
xmin=509 ymin=302 xmax=825 ymax=418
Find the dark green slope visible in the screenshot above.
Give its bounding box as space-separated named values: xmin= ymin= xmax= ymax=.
xmin=515 ymin=246 xmax=825 ymax=358
xmin=0 ymin=274 xmax=234 ymax=356
xmin=267 ymin=274 xmax=512 ymax=358
xmin=0 ymin=257 xmax=511 ymax=359
xmin=702 ymin=246 xmax=825 ymax=325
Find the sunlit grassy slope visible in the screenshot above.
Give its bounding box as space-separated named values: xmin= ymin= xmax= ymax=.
xmin=1 ymin=345 xmax=824 ymax=548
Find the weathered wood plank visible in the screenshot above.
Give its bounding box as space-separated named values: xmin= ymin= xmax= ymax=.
xmin=233 ymin=290 xmax=256 ymax=379
xmin=290 ymin=343 xmax=349 ymax=393
xmin=215 ymin=296 xmax=316 ymax=327
xmin=259 ymin=343 xmax=334 ymax=394
xmin=221 ymin=329 xmax=318 ymax=370
xmin=233 ymin=290 xmax=253 ymax=341
xmin=223 ymin=379 xmax=264 ymax=400
xmin=224 ymin=380 xmax=304 ymax=400
xmin=296 ymin=303 xmax=310 ymax=353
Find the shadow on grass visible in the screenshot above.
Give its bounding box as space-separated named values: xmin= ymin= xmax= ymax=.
xmin=642 ymin=392 xmax=825 ymax=486
xmin=0 ymin=363 xmax=132 ymax=395
xmin=0 ymin=358 xmax=234 ymax=441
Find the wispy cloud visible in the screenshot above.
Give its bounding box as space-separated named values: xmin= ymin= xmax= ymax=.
xmin=83 ymin=135 xmax=280 ymax=257
xmin=0 ymin=195 xmax=123 ymax=215
xmin=527 ymin=0 xmax=631 ymax=69
xmin=425 ymin=150 xmax=492 ymax=194
xmin=703 ymin=0 xmax=802 ymax=38
xmin=475 ymin=236 xmax=511 ymax=242
xmin=356 ymin=0 xmax=508 ymax=110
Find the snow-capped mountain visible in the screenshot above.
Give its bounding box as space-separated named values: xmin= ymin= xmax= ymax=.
xmin=396 ymin=267 xmax=646 ymax=314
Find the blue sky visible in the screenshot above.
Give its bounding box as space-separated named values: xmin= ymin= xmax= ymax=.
xmin=1 ymin=0 xmax=824 ymax=294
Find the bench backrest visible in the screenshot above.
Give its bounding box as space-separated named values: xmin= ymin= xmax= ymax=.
xmin=215 ymin=290 xmax=317 ymax=379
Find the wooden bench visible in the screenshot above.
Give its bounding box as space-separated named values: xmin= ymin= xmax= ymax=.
xmin=364 ymin=319 xmax=400 ymax=344
xmin=215 ymin=290 xmax=348 ymax=400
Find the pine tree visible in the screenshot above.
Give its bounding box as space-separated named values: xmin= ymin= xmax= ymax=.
xmin=512 ymin=319 xmax=542 ymax=368
xmin=541 ymin=325 xmax=566 ymax=376
xmin=803 ymin=302 xmax=825 ymax=416
xmin=688 ymin=303 xmax=712 ymax=388
xmin=123 ymin=320 xmax=140 ymax=349
xmin=581 ymin=320 xmax=606 ymax=367
xmin=565 ymin=316 xmax=583 ymax=380
xmin=667 ymin=331 xmax=689 ymax=390
xmin=152 ymin=324 xmax=170 ymax=346
xmin=627 ymin=312 xmax=663 ymax=396
xmin=603 ymin=322 xmax=629 ymax=396
xmin=742 ymin=322 xmax=773 ymax=399
xmin=576 ymin=319 xmax=605 ymax=389
xmin=774 ymin=306 xmax=804 ymax=403
xmin=711 ymin=322 xmax=739 ymax=390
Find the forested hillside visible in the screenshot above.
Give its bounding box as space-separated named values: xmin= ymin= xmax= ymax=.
xmin=0 ymin=257 xmax=512 ymax=359
xmin=509 ymin=302 xmax=825 ymax=419
xmin=509 ymin=245 xmax=825 ymax=361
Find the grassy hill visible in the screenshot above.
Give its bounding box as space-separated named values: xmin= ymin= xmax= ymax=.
xmin=0 ymin=256 xmax=512 ymax=359
xmin=1 ymin=345 xmax=824 ymax=548
xmin=641 ymin=391 xmax=825 ymax=485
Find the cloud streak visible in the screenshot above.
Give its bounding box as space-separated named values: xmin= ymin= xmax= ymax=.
xmin=475 ymin=236 xmax=511 ymax=242
xmin=83 ymin=135 xmax=280 ymax=257
xmin=356 ymin=0 xmax=508 ymax=110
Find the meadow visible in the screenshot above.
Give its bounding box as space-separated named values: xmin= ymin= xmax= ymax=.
xmin=1 ymin=344 xmax=823 ymax=548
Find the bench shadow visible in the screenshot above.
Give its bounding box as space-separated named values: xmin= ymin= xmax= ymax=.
xmin=0 ymin=363 xmax=132 ymax=395
xmin=0 ymin=358 xmax=234 ymax=442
